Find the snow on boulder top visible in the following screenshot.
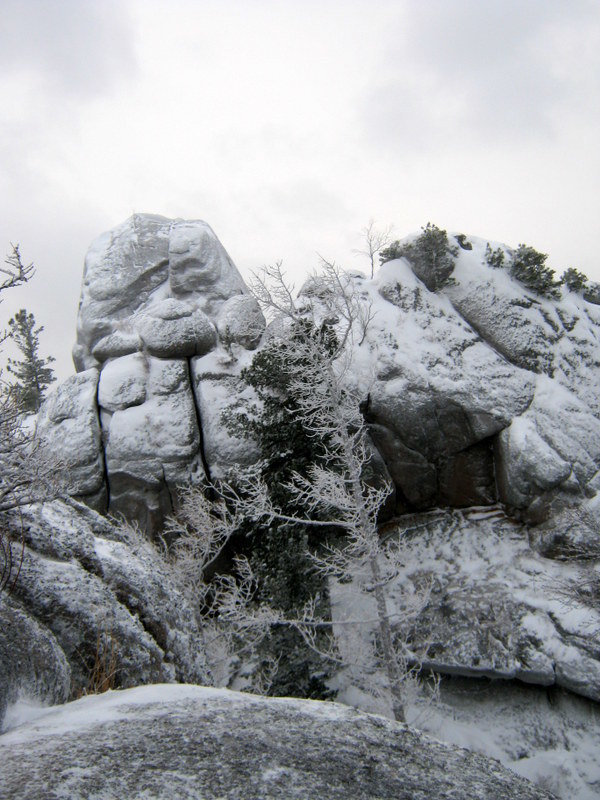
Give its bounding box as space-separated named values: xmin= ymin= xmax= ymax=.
xmin=0 ymin=684 xmax=556 ymax=800
xmin=73 ymin=214 xmax=247 ymax=371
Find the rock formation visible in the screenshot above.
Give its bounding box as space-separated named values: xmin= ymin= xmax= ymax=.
xmin=0 ymin=684 xmax=556 ymax=800
xmin=0 ymin=498 xmax=208 ymax=732
xmin=5 ymin=215 xmax=599 ymax=798
xmin=42 ymin=214 xmax=266 ymax=531
xmin=35 ymin=216 xmax=600 ymax=534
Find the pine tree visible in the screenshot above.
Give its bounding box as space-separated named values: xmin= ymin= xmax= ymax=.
xmin=7 ymin=309 xmax=56 ymax=413
xmin=509 ymin=244 xmax=562 ymax=299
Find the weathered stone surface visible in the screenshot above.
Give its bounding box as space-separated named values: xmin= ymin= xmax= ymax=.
xmin=35 ymin=369 xmax=105 ymax=510
xmin=0 ymin=685 xmax=555 ymax=800
xmin=216 ymin=293 xmax=266 ymax=349
xmin=496 ymin=377 xmax=600 ymax=512
xmin=91 ymin=328 xmax=142 ymax=361
xmin=191 ymin=353 xmax=261 ymax=479
xmin=74 ymin=214 xmax=245 ymax=369
xmin=168 ymin=220 xmax=247 ymax=309
xmin=438 ymin=439 xmax=497 ymax=507
xmin=369 ymin=422 xmax=437 ymax=509
xmin=103 ymin=358 xmax=204 ymax=531
xmin=376 ymin=507 xmax=600 ymax=702
xmin=137 ymin=298 xmax=216 ymax=358
xmin=349 ymin=260 xmax=536 ymax=509
xmin=0 ymin=596 xmax=70 ymax=731
xmin=97 ymin=353 xmax=147 ymax=412
xmin=2 ymin=500 xmax=208 ymax=719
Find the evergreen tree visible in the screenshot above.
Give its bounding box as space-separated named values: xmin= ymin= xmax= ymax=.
xmin=380 ymin=223 xmax=458 ymax=291
xmin=561 ymin=267 xmax=588 ymax=294
xmin=509 ymin=244 xmax=562 ymax=299
xmin=224 ymin=319 xmax=337 ymax=699
xmin=7 ymin=309 xmax=55 ymax=413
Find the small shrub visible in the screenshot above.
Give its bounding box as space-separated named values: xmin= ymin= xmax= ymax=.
xmin=82 ymin=626 xmax=119 ymax=695
xmin=561 ymin=267 xmax=588 ymax=294
xmin=484 ymin=243 xmax=505 ymax=269
xmin=454 ymin=234 xmax=472 ymax=250
xmin=509 ymin=244 xmax=562 ymax=299
xmin=380 ymin=223 xmax=458 ymax=291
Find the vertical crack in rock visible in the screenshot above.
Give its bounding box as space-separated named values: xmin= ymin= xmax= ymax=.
xmin=94 ymin=371 xmax=111 ymax=513
xmin=187 ymin=356 xmax=212 ymax=486
xmin=162 ymin=464 xmax=176 ymax=514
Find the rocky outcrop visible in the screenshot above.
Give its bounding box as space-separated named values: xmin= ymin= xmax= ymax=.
xmin=36 ymin=216 xmax=600 ymax=531
xmin=0 ymin=684 xmax=555 ymax=800
xmin=36 ymin=369 xmax=105 ymax=511
xmin=39 ymin=214 xmax=266 ymax=531
xmin=72 ymin=215 xmax=246 ymax=371
xmin=360 ymin=241 xmax=600 ymax=517
xmin=0 ymin=597 xmax=70 ymax=730
xmin=333 ymin=505 xmax=600 ymax=703
xmin=0 ymin=499 xmax=208 ymax=731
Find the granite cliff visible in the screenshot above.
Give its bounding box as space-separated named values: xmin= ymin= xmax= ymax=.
xmin=2 ymin=215 xmax=600 ymax=798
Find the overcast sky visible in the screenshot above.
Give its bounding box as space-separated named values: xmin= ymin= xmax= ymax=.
xmin=1 ymin=0 xmax=599 ymax=380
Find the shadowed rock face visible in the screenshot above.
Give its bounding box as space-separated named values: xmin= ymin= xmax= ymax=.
xmin=0 ymin=685 xmax=555 ymax=800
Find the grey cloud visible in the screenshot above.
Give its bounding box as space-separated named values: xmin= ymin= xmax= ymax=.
xmin=362 ymin=0 xmax=600 ymax=148
xmin=0 ymin=0 xmax=136 ymax=97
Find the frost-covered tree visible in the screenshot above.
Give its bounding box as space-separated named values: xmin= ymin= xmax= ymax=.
xmin=353 ymin=219 xmax=395 ymax=279
xmin=561 ymin=267 xmax=588 ymax=294
xmin=172 ymin=259 xmax=428 ymax=722
xmin=7 ymin=309 xmax=55 ymax=413
xmin=484 ymin=243 xmax=506 ymax=269
xmin=0 ymin=247 xmax=61 ymax=595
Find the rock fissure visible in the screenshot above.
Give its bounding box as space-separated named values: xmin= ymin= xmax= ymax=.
xmin=186 ymin=355 xmax=212 ymax=486
xmin=94 ymin=373 xmax=111 ymax=514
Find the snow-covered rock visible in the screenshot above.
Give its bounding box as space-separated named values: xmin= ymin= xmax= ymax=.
xmin=136 ymin=298 xmax=216 ymax=359
xmin=190 ymin=351 xmax=261 ymax=479
xmin=0 ymin=684 xmax=555 ymax=800
xmin=0 ymin=499 xmax=209 ymax=731
xmin=57 ymin=214 xmax=260 ymax=531
xmin=363 ymin=507 xmax=600 ymax=702
xmin=0 ymin=596 xmax=70 ymax=732
xmin=55 ymin=217 xmax=600 ymax=529
xmin=216 ymin=293 xmax=266 ymax=349
xmin=351 ymin=258 xmax=536 ymax=510
xmin=353 ymin=234 xmax=600 ymax=516
xmin=102 ymin=357 xmax=204 ymax=531
xmin=73 ymin=214 xmax=245 ymax=370
xmin=35 ymin=369 xmax=105 ymax=511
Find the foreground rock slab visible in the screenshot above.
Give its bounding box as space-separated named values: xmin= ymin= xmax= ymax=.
xmin=0 ymin=685 xmax=555 ymax=800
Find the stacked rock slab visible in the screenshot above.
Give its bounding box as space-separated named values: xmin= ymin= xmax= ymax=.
xmin=64 ymin=214 xmax=265 ymax=533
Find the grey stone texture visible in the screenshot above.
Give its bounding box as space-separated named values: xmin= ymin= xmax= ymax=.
xmin=0 ymin=685 xmax=555 ymax=800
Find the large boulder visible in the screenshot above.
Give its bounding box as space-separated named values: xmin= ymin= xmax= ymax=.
xmin=351 ymin=260 xmax=535 ymax=511
xmin=54 ymin=214 xmax=267 ymax=532
xmin=0 ymin=685 xmax=555 ymax=800
xmin=73 ymin=214 xmax=246 ymax=371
